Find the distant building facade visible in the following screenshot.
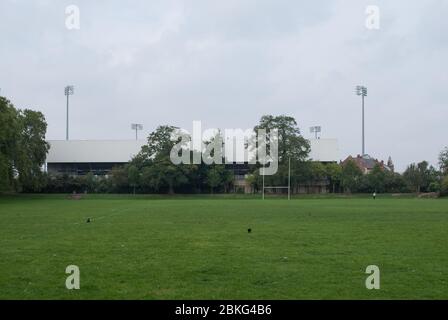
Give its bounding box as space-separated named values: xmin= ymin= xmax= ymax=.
xmin=341 ymin=154 xmax=394 ymax=174
xmin=45 ymin=138 xmax=339 ymax=193
xmin=45 ymin=140 xmax=144 ymax=176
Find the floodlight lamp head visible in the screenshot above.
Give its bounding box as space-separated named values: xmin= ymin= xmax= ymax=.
xmin=64 ymin=85 xmax=74 ymax=96
xmin=310 ymin=126 xmax=321 ymax=133
xmin=131 ymin=123 xmax=143 ymax=130
xmin=356 ymin=85 xmax=367 ymax=97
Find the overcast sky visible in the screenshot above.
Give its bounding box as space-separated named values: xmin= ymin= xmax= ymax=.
xmin=1 ymin=0 xmax=447 ymax=171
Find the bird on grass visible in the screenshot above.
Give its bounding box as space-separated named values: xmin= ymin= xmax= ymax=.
xmin=247 ymin=228 xmax=252 ymax=233
xmin=86 ymin=218 xmax=91 ymax=223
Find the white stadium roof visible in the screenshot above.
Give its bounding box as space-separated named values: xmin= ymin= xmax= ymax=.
xmin=46 ymin=140 xmax=145 ymax=163
xmin=46 ymin=138 xmax=339 ymax=163
xmin=308 ymin=139 xmax=339 ymax=162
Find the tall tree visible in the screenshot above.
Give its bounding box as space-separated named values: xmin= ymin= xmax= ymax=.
xmin=439 ymin=147 xmax=448 ymax=175
xmin=252 ymin=115 xmax=310 ymax=193
xmin=205 ymin=164 xmax=233 ymax=194
xmin=136 ymin=126 xmax=192 ymax=194
xmin=84 ymin=172 xmax=96 ymax=193
xmin=441 ymin=175 xmax=448 ymax=196
xmin=384 ymin=171 xmax=407 ymax=193
xmin=326 ymin=162 xmax=342 ymax=193
xmin=253 ymin=115 xmax=310 ymax=163
xmin=367 ymin=164 xmax=386 ymax=192
xmin=403 ymin=163 xmax=421 ymax=193
xmin=16 ymin=109 xmax=50 ymax=191
xmin=0 ymin=97 xmax=49 ymax=192
xmin=109 ymin=166 xmax=129 ymax=193
xmin=403 ymin=161 xmax=436 ymax=193
xmin=0 ymin=97 xmax=20 ymax=191
xmin=310 ymin=162 xmax=326 ymax=181
xmin=140 ymin=157 xmax=192 ymax=194
xmin=138 ymin=125 xmax=183 ymax=160
xmin=127 ymin=165 xmax=140 ymax=194
xmin=341 ymin=160 xmax=363 ymax=193
xmin=206 ymin=166 xmax=222 ymax=194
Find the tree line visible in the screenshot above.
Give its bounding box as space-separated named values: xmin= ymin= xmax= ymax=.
xmin=1 ymin=96 xmax=447 ymax=196
xmin=0 ymin=96 xmax=49 ymax=192
xmin=37 ymin=116 xmax=448 ymax=195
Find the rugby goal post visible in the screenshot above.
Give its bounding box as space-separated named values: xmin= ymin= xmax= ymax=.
xmin=262 ymin=157 xmax=291 ymax=200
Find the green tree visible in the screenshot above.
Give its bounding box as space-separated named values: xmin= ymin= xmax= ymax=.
xmin=403 ymin=163 xmax=421 ymax=193
xmin=205 ymin=164 xmax=234 ymax=194
xmin=140 ymin=158 xmax=191 ymax=194
xmin=341 ymin=160 xmax=363 ymax=193
xmin=136 ymin=126 xmax=192 ymax=194
xmin=252 ymin=115 xmax=310 ymax=194
xmin=245 ymin=174 xmax=257 ymax=193
xmin=439 ymin=147 xmax=448 ymax=175
xmin=254 ymin=115 xmax=310 ymax=163
xmin=17 ymin=109 xmax=50 ymax=191
xmin=206 ymin=166 xmax=222 ymax=194
xmin=127 ymin=165 xmax=140 ymax=194
xmin=403 ymin=161 xmax=440 ymax=193
xmin=325 ymin=162 xmax=342 ymax=193
xmin=0 ymin=97 xmax=20 ymax=191
xmin=403 ymin=161 xmax=437 ymax=193
xmin=109 ymin=166 xmax=129 ymax=193
xmin=367 ymin=164 xmax=386 ymax=192
xmin=0 ymin=97 xmax=49 ymax=192
xmin=138 ymin=125 xmax=189 ymax=161
xmin=310 ymin=162 xmax=326 ymax=181
xmin=384 ymin=171 xmax=407 ymax=193
xmin=441 ymin=175 xmax=448 ymax=196
xmin=84 ymin=172 xmax=96 ymax=192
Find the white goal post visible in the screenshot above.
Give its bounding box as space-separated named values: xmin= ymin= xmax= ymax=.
xmin=262 ymin=157 xmax=291 ymax=200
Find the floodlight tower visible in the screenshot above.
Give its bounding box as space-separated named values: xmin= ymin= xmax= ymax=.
xmin=309 ymin=126 xmax=321 ymax=139
xmin=131 ymin=123 xmax=143 ymax=140
xmin=356 ymin=85 xmax=368 ymax=155
xmin=64 ymin=85 xmax=74 ymax=140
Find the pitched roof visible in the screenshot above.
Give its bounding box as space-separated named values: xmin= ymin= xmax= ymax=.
xmin=341 ymin=154 xmax=392 ymax=171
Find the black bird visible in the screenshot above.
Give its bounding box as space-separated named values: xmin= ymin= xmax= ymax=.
xmin=247 ymin=228 xmax=252 ymax=233
xmin=86 ymin=218 xmax=91 ymax=223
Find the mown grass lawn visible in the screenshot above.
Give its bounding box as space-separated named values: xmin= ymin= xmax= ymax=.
xmin=0 ymin=194 xmax=447 ymax=299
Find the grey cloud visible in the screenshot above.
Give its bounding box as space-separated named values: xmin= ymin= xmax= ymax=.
xmin=0 ymin=0 xmax=447 ymax=171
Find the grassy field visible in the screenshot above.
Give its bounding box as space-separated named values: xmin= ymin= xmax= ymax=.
xmin=0 ymin=194 xmax=447 ymax=299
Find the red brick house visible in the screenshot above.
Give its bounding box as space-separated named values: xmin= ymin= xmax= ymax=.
xmin=341 ymin=154 xmax=393 ymax=174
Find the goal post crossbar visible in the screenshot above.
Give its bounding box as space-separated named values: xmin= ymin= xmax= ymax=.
xmin=263 ymin=186 xmax=289 ymax=189
xmin=262 ymin=157 xmax=291 ymax=200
